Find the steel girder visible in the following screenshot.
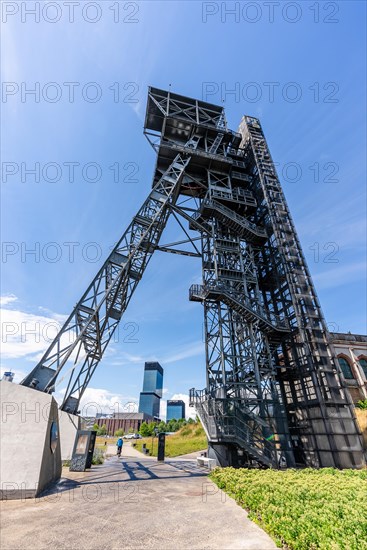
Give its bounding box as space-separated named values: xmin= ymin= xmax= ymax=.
xmin=189 ymin=103 xmax=364 ymax=469
xmin=21 ymin=151 xmax=193 ymax=411
xmin=234 ymin=116 xmax=364 ymax=468
xmin=21 ymin=88 xmax=364 ymax=470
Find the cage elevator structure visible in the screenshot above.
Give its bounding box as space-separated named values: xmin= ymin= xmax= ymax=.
xmin=21 ymin=88 xmax=364 ymax=469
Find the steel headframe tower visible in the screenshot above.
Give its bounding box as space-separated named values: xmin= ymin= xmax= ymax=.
xmin=21 ymin=88 xmax=364 ymax=469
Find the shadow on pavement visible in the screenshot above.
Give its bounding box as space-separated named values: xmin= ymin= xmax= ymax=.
xmin=41 ymin=458 xmax=207 ymax=497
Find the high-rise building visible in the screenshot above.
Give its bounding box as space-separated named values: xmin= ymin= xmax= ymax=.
xmin=166 ymin=400 xmax=186 ymax=421
xmin=138 ymin=362 xmax=163 ymax=419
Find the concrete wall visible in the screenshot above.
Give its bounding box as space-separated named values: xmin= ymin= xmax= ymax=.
xmin=59 ymin=410 xmax=80 ymax=461
xmin=0 ymin=381 xmax=61 ymax=499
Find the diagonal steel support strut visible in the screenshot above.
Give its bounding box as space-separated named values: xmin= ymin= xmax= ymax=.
xmin=21 ymin=152 xmax=193 ymax=412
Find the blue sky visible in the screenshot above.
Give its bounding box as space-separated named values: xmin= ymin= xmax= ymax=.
xmin=1 ymin=1 xmax=366 ymax=417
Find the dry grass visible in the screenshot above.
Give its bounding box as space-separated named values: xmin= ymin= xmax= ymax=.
xmin=356 ymin=409 xmax=367 ymax=448
xmin=95 ymin=436 xmax=118 ymax=450
xmin=135 ymin=422 xmax=207 ymax=457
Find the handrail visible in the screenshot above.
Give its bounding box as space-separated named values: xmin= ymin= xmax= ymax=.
xmin=191 ymin=392 xmax=277 ymax=466
xmin=210 ymin=189 xmax=256 ymax=205
xmin=232 ymin=187 xmax=253 ymax=198
xmin=231 ymin=171 xmax=251 ymax=182
xmin=202 ymin=199 xmax=266 ymax=237
xmin=190 ymin=283 xmax=289 ymax=331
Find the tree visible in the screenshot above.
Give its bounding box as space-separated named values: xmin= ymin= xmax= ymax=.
xmin=157 ymin=421 xmax=166 ymax=433
xmin=167 ymin=419 xmax=180 ymax=432
xmin=97 ymin=424 xmax=107 ymax=436
xmin=147 ymin=422 xmax=157 ymax=436
xmin=114 ymin=428 xmax=124 ymax=436
xmin=128 ymin=427 xmax=135 ymax=434
xmin=139 ymin=422 xmax=150 ymax=437
xmin=92 ymin=423 xmax=100 ymax=432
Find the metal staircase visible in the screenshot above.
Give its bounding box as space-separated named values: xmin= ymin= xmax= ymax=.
xmin=197 ymin=199 xmax=267 ymax=244
xmin=189 ymin=284 xmax=290 ymax=337
xmin=190 ymin=389 xmax=278 ymax=467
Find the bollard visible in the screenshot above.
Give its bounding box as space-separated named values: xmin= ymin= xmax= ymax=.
xmin=157 ymin=432 xmax=165 ymax=462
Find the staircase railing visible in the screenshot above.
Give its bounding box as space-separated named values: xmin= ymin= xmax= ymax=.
xmin=189 ymin=283 xmax=290 ymax=332
xmin=190 ymin=389 xmax=278 ymax=467
xmin=201 ymin=199 xmax=266 ymax=239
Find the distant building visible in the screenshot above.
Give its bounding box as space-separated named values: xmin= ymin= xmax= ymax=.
xmin=166 ymin=400 xmax=186 ymax=421
xmin=96 ymin=412 xmax=113 ymax=419
xmin=330 ymin=332 xmax=367 ymax=403
xmin=138 ymin=362 xmax=163 ymax=419
xmin=1 ymin=372 xmax=14 ymax=382
xmin=93 ymin=412 xmax=154 ymax=435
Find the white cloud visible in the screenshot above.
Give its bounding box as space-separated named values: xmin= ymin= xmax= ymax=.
xmin=312 ymin=261 xmax=367 ymax=291
xmin=108 ymin=352 xmax=146 ymax=368
xmin=0 ymin=297 xmax=108 ymax=393
xmin=0 ymin=294 xmax=18 ymax=306
xmin=160 ymin=399 xmax=167 ymax=420
xmin=163 ymin=341 xmax=204 ymax=364
xmin=0 ymin=297 xmax=76 ymax=360
xmin=54 ymin=386 xmax=139 ymax=417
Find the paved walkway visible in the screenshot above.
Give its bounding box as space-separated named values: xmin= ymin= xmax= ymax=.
xmin=0 ymin=444 xmax=276 ymax=550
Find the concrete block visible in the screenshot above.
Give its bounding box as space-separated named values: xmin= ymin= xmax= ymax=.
xmin=197 ymin=456 xmax=217 ymax=470
xmin=0 ymin=381 xmax=61 ymax=499
xmin=59 ymin=410 xmax=80 ymax=461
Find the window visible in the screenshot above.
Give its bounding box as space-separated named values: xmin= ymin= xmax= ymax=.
xmin=337 ymin=356 xmax=354 ymax=380
xmin=358 ymin=357 xmax=367 ymax=378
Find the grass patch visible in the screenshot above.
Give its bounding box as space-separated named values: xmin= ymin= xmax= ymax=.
xmin=135 ymin=422 xmax=207 ymax=457
xmin=95 ymin=436 xmax=118 ymax=451
xmin=210 ymin=467 xmax=367 ymax=550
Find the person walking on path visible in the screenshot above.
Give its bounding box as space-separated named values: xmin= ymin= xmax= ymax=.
xmin=116 ymin=437 xmax=123 ymax=457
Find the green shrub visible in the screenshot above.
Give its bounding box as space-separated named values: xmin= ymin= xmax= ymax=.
xmin=356 ymin=399 xmax=367 ymax=410
xmin=139 ymin=421 xmax=153 ymax=437
xmin=96 ymin=424 xmax=107 ymax=436
xmin=210 ymin=467 xmax=367 ymax=550
xmin=92 ymin=448 xmax=104 ymax=465
xmin=114 ymin=428 xmax=124 ymax=436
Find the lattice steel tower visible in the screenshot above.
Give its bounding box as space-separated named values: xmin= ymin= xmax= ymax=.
xmin=22 ymin=88 xmax=364 ymax=469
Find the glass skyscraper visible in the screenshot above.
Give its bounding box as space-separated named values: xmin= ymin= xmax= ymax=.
xmin=138 ymin=362 xmax=163 ymax=419
xmin=166 ymin=400 xmax=186 ymax=421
